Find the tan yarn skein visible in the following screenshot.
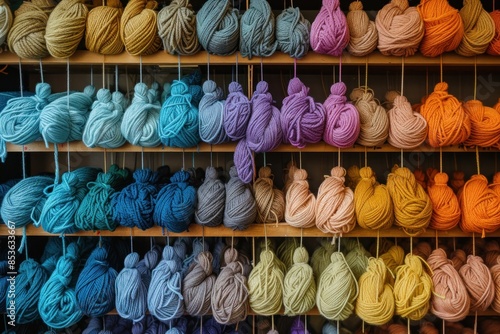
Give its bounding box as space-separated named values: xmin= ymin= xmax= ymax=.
xmin=85 ymin=0 xmax=124 ymax=55
xmin=489 ymin=257 xmax=500 ymax=313
xmin=346 ymin=1 xmax=377 ymax=56
xmin=45 ymin=0 xmax=88 ymax=58
xmin=157 ymin=0 xmax=199 ymax=55
xmin=0 ymin=0 xmax=12 ymax=45
xmin=457 ymin=0 xmax=495 ymax=56
xmin=351 ymin=87 xmax=389 ymax=147
xmin=120 ymin=0 xmax=161 ymax=56
xmin=182 ymin=251 xmax=216 ymax=316
xmin=459 ymin=255 xmax=495 ymax=311
xmin=311 ymin=239 xmax=335 ymax=280
xmin=283 ymin=247 xmax=316 ymax=316
xmin=387 ymin=95 xmax=428 ymax=149
xmin=285 ymin=168 xmax=316 ymax=228
xmin=253 ymin=166 xmax=285 ymax=224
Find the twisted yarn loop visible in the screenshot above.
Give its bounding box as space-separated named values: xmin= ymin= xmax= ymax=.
xmin=283 ymin=247 xmax=316 ymax=316
xmin=463 ymin=99 xmax=500 ymax=147
xmin=310 ymin=0 xmax=349 ymax=56
xmin=375 ymin=0 xmax=424 ymax=56
xmin=195 ymin=166 xmax=225 ymax=227
xmin=253 ymin=166 xmax=285 ymax=224
xmin=459 ymin=255 xmax=495 ymax=311
xmin=199 ymin=80 xmax=228 ymax=144
xmin=281 ymin=77 xmax=326 ymax=148
xmin=183 ymin=251 xmax=216 ymax=316
xmin=276 ymin=7 xmax=310 ymax=58
xmin=224 ymin=166 xmax=257 ymax=230
xmin=388 ymin=95 xmax=428 ymax=149
xmin=347 ymin=1 xmax=378 ymax=56
xmin=285 ymin=168 xmax=316 ymax=228
xmin=223 ymin=81 xmax=252 ymax=141
xmin=457 ymin=0 xmax=495 ymax=56
xmin=120 ymin=0 xmax=161 ymax=55
xmin=240 ymin=0 xmax=277 ymax=59
xmin=315 ymin=166 xmax=356 ymax=235
xmin=487 ymin=10 xmax=500 ymax=55
xmin=86 ymin=0 xmax=124 ymax=55
xmin=427 ymin=172 xmax=461 ymax=230
xmin=115 ymin=252 xmax=147 ymax=322
xmin=351 ymin=87 xmax=389 ymax=146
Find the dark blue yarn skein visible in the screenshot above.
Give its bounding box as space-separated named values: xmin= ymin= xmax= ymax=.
xmin=195 ymin=166 xmax=225 ymax=227
xmin=115 ymin=252 xmax=147 ymax=322
xmin=136 ymin=245 xmax=162 ymax=288
xmin=145 ymin=316 xmax=170 ymax=334
xmin=193 ymin=317 xmax=225 ymax=334
xmin=111 ymin=168 xmax=159 ymax=230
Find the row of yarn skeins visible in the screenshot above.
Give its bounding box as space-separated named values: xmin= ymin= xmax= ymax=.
xmin=5 ymin=0 xmax=500 ymax=60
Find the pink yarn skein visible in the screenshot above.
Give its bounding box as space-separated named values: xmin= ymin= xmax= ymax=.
xmin=310 ymin=0 xmax=350 ymax=56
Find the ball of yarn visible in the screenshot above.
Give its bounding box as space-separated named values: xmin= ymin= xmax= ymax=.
xmin=386 ymin=166 xmax=433 ymax=236
xmin=387 ymin=95 xmax=428 ymax=149
xmin=277 ymin=237 xmax=299 ymax=272
xmin=83 ymin=89 xmax=128 ymax=148
xmin=1 ymin=176 xmax=53 ymax=228
xmin=354 ymin=166 xmax=394 ymax=230
xmin=427 ymin=172 xmax=461 ymax=230
xmin=346 ymin=164 xmax=361 ymax=191
xmin=276 ymin=6 xmax=310 ymax=59
xmin=223 ymin=81 xmax=251 ymax=141
xmin=323 ymin=82 xmax=360 ymax=148
xmin=281 ymin=77 xmax=326 ymax=148
xmin=345 ymin=243 xmax=370 ymax=280
xmin=375 ymin=0 xmax=424 ymax=57
xmin=459 ymin=255 xmax=495 ymax=311
xmin=159 ymin=79 xmax=200 ymax=148
xmin=196 ymin=0 xmax=239 ymax=55
xmin=211 ymin=247 xmax=249 ymax=325
xmin=322 ymin=322 xmax=339 ymax=334
xmin=457 ymin=0 xmax=495 ymax=56
xmin=45 ymin=0 xmax=88 ymax=58
xmin=317 ymin=251 xmax=358 ymax=320
xmin=183 ymin=251 xmax=216 ymax=316
xmin=283 ymin=247 xmax=316 ymax=315
xmin=157 ymin=0 xmax=199 ymax=55
xmin=111 ymin=169 xmax=159 ymax=230
xmin=199 ymin=80 xmax=228 ymax=144
xmin=120 ymin=0 xmax=161 ymax=55
xmin=253 ymin=166 xmax=285 ymax=224
xmin=285 ymin=168 xmax=316 ymax=229
xmin=115 ymin=252 xmax=147 ymax=322
xmin=121 ymin=83 xmax=161 ymax=147
xmin=487 ymin=10 xmax=500 ymax=55
xmin=283 ymin=161 xmax=298 ymax=195
xmin=351 ymin=87 xmax=389 ymax=147
xmin=417 ymin=0 xmax=464 ymax=57
xmin=247 ymin=81 xmax=283 ymax=153
xmin=39 ymin=242 xmax=83 ymax=329
xmin=85 ymin=0 xmax=124 ymax=54
xmin=315 ymin=166 xmax=356 ymax=235
xmin=355 ymin=257 xmax=395 ymax=326
xmin=240 ymin=0 xmax=277 ymax=59
xmin=463 ymin=99 xmax=500 ymax=147
xmin=310 ymin=0 xmax=349 ymax=56
xmin=195 ymin=166 xmax=225 ymax=227
xmin=224 ymin=166 xmax=257 ymax=230
xmin=347 ymin=1 xmax=377 ymax=56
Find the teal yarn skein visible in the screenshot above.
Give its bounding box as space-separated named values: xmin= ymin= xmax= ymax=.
xmin=194 ymin=166 xmax=225 ymax=227
xmin=276 ymin=7 xmax=311 ymax=59
xmin=223 ymin=166 xmax=257 ymax=230
xmin=199 ymin=80 xmax=229 ymax=144
xmin=240 ymin=0 xmax=278 ymax=59
xmin=83 ymin=88 xmax=128 ymax=149
xmin=196 ymin=0 xmax=240 ymax=55
xmin=121 ymin=83 xmax=161 ymax=147
xmin=39 ymin=85 xmax=96 ymax=146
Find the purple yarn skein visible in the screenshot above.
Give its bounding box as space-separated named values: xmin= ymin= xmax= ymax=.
xmin=233 ymin=138 xmax=254 ymax=184
xmin=223 ymin=82 xmax=252 ymax=141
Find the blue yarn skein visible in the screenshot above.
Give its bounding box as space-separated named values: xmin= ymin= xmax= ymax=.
xmin=115 ymin=252 xmax=147 ymax=322
xmin=147 ymin=245 xmax=185 ymax=322
xmin=153 ymin=170 xmax=197 ymax=233
xmin=161 ymin=82 xmax=172 ymax=104
xmin=159 ymin=79 xmax=200 ymax=148
xmin=240 ymin=0 xmax=278 ymax=59
xmin=197 ymin=0 xmax=240 ymax=55
xmin=83 ymin=88 xmax=128 ymax=149
xmin=111 ymin=168 xmax=159 ymax=230
xmin=276 ymin=7 xmax=311 ymax=59
xmin=199 ymin=80 xmax=229 ymax=144
xmin=322 ymin=322 xmax=339 ymax=334
xmin=212 ymin=238 xmax=226 ymax=275
xmin=41 ymin=237 xmax=64 ymax=263
xmin=39 ymin=85 xmax=96 ymax=146
xmin=83 ymin=317 xmax=103 ymax=334
xmin=0 ymin=261 xmax=8 ymax=314
xmin=224 ymin=166 xmax=257 ymax=230
xmin=185 ymin=72 xmax=204 ymax=108
xmin=195 ymin=166 xmax=225 ymax=227
xmin=38 ymin=242 xmax=83 ymax=329
xmin=223 ymin=82 xmax=252 ymax=141
xmin=136 ymin=245 xmax=162 ymax=288
xmin=121 ymin=83 xmax=161 ymax=147
xmin=144 ymin=316 xmax=170 ymax=334
xmin=1 ymin=176 xmax=53 ymax=228
xmin=0 ymin=180 xmax=18 ymax=223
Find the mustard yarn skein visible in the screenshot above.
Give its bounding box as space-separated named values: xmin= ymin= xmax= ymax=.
xmin=380 ymin=245 xmax=405 ymax=277
xmin=0 ymin=0 xmax=12 ymax=45
xmin=457 ymin=0 xmax=495 ymax=56
xmin=85 ymin=0 xmax=124 ymax=55
xmin=120 ymin=0 xmax=161 ymax=56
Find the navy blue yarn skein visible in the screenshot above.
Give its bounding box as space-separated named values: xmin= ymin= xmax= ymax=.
xmin=198 ymin=80 xmax=229 ymax=144
xmin=115 ymin=252 xmax=147 ymax=322
xmin=136 ymin=245 xmax=162 ymax=288
xmin=153 ymin=170 xmax=196 ymax=233
xmin=194 ymin=166 xmax=225 ymax=227
xmin=223 ymin=81 xmax=252 ymax=141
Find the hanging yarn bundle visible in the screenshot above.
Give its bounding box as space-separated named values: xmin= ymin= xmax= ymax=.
xmin=121 ymin=83 xmax=161 ymax=147
xmin=414 ymin=167 xmax=427 ymax=190
xmin=277 ymin=237 xmax=299 ymax=271
xmin=154 ymin=170 xmax=196 ymax=233
xmin=346 ymin=1 xmax=377 ymax=56
xmin=276 ymin=6 xmax=310 ymax=59
xmin=111 ymin=169 xmax=159 ymax=230
xmin=233 ymin=138 xmax=254 ymax=184
xmin=39 ymin=242 xmax=83 ymax=329
xmin=463 ymin=100 xmax=500 ymax=147
xmin=487 ymin=10 xmax=500 ymax=55
xmin=183 ymin=250 xmax=216 ymax=316
xmin=345 ymin=242 xmax=370 ymax=280
xmin=45 ymin=0 xmax=88 ymax=58
xmin=120 ymin=0 xmax=161 ymax=56
xmin=7 ymin=0 xmax=55 ymax=59
xmin=85 ymin=0 xmax=124 ymax=54
xmin=354 ymin=166 xmax=394 ymax=230
xmin=387 ymin=95 xmax=427 ymax=149
xmin=240 ymin=0 xmax=277 ymax=59
xmin=198 ymin=80 xmax=228 ymax=144
xmin=375 ymin=0 xmax=424 ymax=57
xmin=280 ymin=77 xmax=326 ymax=148
xmin=310 ymin=0 xmax=349 ymax=56
xmin=253 ymin=166 xmax=285 ymax=224
xmin=223 ymin=82 xmax=252 ymax=141
xmin=83 ymin=89 xmax=128 ymax=148
xmin=350 ymin=87 xmax=389 ymax=147
xmin=211 ymin=247 xmax=249 ymax=325
xmin=459 ymin=255 xmax=495 ymax=311
xmin=115 ymin=252 xmax=147 ymax=322
xmin=283 ymin=247 xmax=316 ymax=315
xmin=159 ymin=79 xmax=200 ymax=148
xmin=283 ymin=161 xmax=298 ymax=195
xmin=323 ymin=82 xmax=360 ymax=148
xmin=457 ymin=0 xmax=495 ymax=56
xmin=157 ymin=0 xmax=199 ymax=55
xmin=317 ymin=251 xmax=358 ymax=321
xmin=417 ymin=0 xmax=464 ymax=57
xmin=315 ymin=166 xmax=356 ymax=235
xmin=195 ymin=166 xmax=225 ymax=227
xmin=380 ymin=245 xmax=405 ymax=276
xmin=427 ymin=172 xmax=461 ymax=230
xmin=196 ymin=0 xmax=239 ymax=55
xmin=223 ymin=166 xmax=257 ymax=230
xmin=285 ymin=168 xmax=316 ymax=228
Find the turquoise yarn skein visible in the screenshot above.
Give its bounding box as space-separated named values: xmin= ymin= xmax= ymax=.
xmin=240 ymin=0 xmax=278 ymax=59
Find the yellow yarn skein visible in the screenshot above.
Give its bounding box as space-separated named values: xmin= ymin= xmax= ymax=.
xmin=380 ymin=245 xmax=405 ymax=277
xmin=120 ymin=0 xmax=161 ymax=56
xmin=0 ymin=0 xmax=12 ymax=45
xmin=85 ymin=0 xmax=124 ymax=55
xmin=283 ymin=247 xmax=316 ymax=316
xmin=311 ymin=239 xmax=335 ymax=281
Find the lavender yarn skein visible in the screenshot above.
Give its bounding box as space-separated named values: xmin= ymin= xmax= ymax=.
xmin=223 ymin=82 xmax=252 ymax=141
xmin=224 ymin=166 xmax=257 ymax=230
xmin=233 ymin=138 xmax=254 ymax=184
xmin=199 ymin=80 xmax=228 ymax=144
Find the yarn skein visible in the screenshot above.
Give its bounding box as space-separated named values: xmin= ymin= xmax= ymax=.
xmin=347 ymin=1 xmax=378 ymax=56
xmin=199 ymin=80 xmax=228 ymax=144
xmin=375 ymin=0 xmax=424 ymax=57
xmin=489 ymin=257 xmax=500 ymax=313
xmin=427 ymin=172 xmax=461 ymax=230
xmin=310 ymin=0 xmax=349 ymax=56
xmin=137 ymin=246 xmax=162 ymax=289
xmin=115 ymin=252 xmax=147 ymax=322
xmin=233 ymin=139 xmax=254 ymax=185
xmin=85 ymin=0 xmax=124 ymax=55
xmin=196 ymin=0 xmax=239 ymax=55
xmin=120 ymin=0 xmax=161 ymax=56
xmin=346 ymin=164 xmax=361 ymax=191
xmin=276 ymin=6 xmax=310 ymax=59
xmin=240 ymin=0 xmax=277 ymax=59
xmin=45 ymin=0 xmax=87 ymax=58
xmin=345 ymin=243 xmax=370 ymax=280
xmin=285 ymin=168 xmax=316 ymax=228
xmin=463 ymin=99 xmax=500 ymax=147
xmin=276 ymin=237 xmax=299 ymax=272
xmin=457 ymin=0 xmax=495 ymax=56
xmin=487 ymin=10 xmax=500 ymax=55
xmin=223 ymin=81 xmax=252 ymax=141
xmin=387 ymin=95 xmax=428 ymax=149
xmin=182 ymin=250 xmax=216 ymax=316
xmin=195 ymin=166 xmax=225 ymax=227
xmin=280 ymin=77 xmax=326 ymax=148
xmin=223 ymin=166 xmax=257 ymax=230
xmin=459 ymin=255 xmax=495 ymax=311
xmin=157 ymin=0 xmax=200 ymax=55
xmin=0 ymin=0 xmax=10 ymax=45
xmin=253 ymin=166 xmax=285 ymax=224
xmin=315 ymin=166 xmax=356 ymax=235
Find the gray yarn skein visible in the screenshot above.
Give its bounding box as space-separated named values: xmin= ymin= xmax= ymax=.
xmin=240 ymin=0 xmax=277 ymax=59
xmin=194 ymin=166 xmax=226 ymax=227
xmin=223 ymin=166 xmax=257 ymax=230
xmin=276 ymin=6 xmax=311 ymax=59
xmin=182 ymin=251 xmax=216 ymax=316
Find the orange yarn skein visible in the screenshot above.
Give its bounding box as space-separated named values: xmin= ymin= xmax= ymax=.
xmin=487 ymin=10 xmax=500 ymax=55
xmin=426 ymin=167 xmax=438 ymax=188
xmin=427 ymin=172 xmax=461 ymax=230
xmin=459 ymin=255 xmax=495 ymax=311
xmin=463 ymin=100 xmax=500 ymax=147
xmin=457 ymin=0 xmax=495 ymax=56
xmin=414 ymin=168 xmax=427 ymax=190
